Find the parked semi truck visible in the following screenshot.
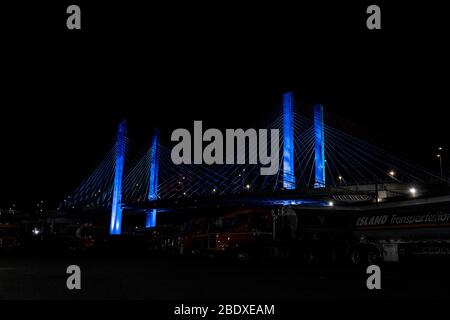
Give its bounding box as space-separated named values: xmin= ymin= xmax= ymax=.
xmin=175 ymin=195 xmax=450 ymax=264
xmin=351 ymin=196 xmax=450 ymax=263
xmin=177 ymin=206 xmax=378 ymax=264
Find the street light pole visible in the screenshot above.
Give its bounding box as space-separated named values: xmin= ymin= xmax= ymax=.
xmin=437 ymin=147 xmax=444 ymax=180
xmin=375 ymin=182 xmax=379 ymax=204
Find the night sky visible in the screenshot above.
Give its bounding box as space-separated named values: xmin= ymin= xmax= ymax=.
xmin=1 ymin=2 xmax=448 ymax=208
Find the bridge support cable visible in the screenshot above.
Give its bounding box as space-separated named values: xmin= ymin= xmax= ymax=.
xmin=324 ymin=125 xmax=430 ymax=183
xmin=293 ymin=126 xmax=315 ymax=187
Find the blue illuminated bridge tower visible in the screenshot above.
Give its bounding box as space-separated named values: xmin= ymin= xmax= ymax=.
xmin=314 ymin=103 xmax=325 ymax=188
xmin=146 ymin=128 xmax=160 ymax=228
xmin=109 ymin=124 xmax=161 ymax=235
xmin=282 ymin=92 xmax=326 ymax=190
xmin=283 ymin=92 xmax=296 ymax=190
xmin=110 ymin=120 xmax=127 ymax=235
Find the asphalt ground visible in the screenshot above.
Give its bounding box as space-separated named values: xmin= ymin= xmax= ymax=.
xmin=1 ymin=250 xmax=450 ymax=300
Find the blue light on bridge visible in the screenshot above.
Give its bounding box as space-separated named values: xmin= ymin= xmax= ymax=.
xmin=277 ymin=199 xmax=330 ymax=206
xmin=283 ymin=92 xmax=296 ymax=190
xmin=110 ymin=121 xmax=127 ymax=235
xmin=314 ymin=104 xmax=325 ymax=188
xmin=146 ymin=209 xmax=157 ymax=228
xmin=146 ymin=128 xmax=160 ymax=228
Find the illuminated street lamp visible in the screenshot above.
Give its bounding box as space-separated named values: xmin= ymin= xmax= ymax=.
xmin=409 ymin=187 xmax=417 ymax=196
xmin=389 ymin=171 xmax=395 ymax=177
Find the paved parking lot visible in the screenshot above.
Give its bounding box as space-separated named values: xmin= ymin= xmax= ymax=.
xmin=1 ymin=252 xmax=450 ymax=300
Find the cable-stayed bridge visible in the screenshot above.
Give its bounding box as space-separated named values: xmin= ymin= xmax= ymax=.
xmin=59 ymin=92 xmax=446 ymax=235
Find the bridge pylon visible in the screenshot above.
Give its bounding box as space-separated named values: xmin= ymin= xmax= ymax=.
xmin=110 ymin=120 xmax=127 ymax=235
xmin=146 ymin=128 xmax=160 ymax=228
xmin=283 ymin=91 xmax=296 ymax=190
xmin=314 ymin=104 xmax=325 ymax=188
